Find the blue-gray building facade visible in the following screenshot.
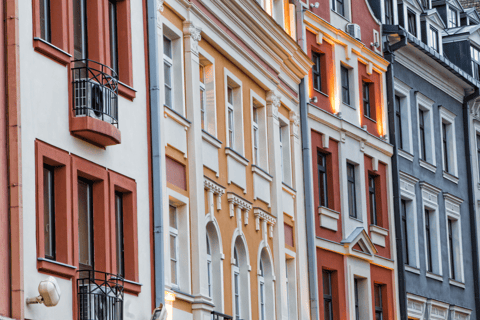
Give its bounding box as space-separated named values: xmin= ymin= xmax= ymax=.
xmin=368 ymin=0 xmax=480 ymax=318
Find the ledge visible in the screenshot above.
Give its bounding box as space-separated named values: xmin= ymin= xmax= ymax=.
xmin=443 ymin=171 xmax=459 ymax=184
xmin=449 ymin=279 xmax=465 ymax=289
xmin=426 ymin=272 xmax=443 ymax=282
xmin=225 ymin=147 xmax=249 ymax=166
xmin=419 ymin=159 xmax=436 ymax=173
xmin=70 ymin=116 xmax=121 ymax=147
xmin=37 ymin=258 xmax=76 ymax=279
xmin=33 ymin=37 xmax=71 ymax=66
xmin=318 ymin=206 xmax=340 ymax=231
xmin=370 ymin=224 xmax=388 ymax=247
xmin=118 ymin=81 xmax=136 ymax=101
xmin=398 ymin=149 xmax=414 ymax=162
xmin=202 ymin=130 xmax=222 ymax=149
xmin=123 ymin=279 xmax=142 ymax=295
xmin=164 ymin=106 xmax=191 ymax=128
xmin=405 ymin=265 xmax=421 ymax=275
xmin=252 ymin=165 xmax=273 ymax=182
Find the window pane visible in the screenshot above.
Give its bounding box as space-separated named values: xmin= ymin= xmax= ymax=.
xmin=73 ymin=0 xmax=87 ymax=62
xmin=163 ymin=36 xmax=172 ymax=58
xmin=228 ymin=87 xmax=234 ymax=105
xmin=109 ymin=1 xmax=118 ymax=74
xmin=170 ymin=234 xmax=177 ymax=284
xmin=78 ymin=179 xmax=93 ymax=268
xmin=43 ymin=166 xmax=55 ymax=260
xmin=40 ymin=0 xmax=51 ymax=42
xmin=169 ymin=205 xmax=177 ymax=229
xmin=115 ymin=193 xmax=124 ymax=276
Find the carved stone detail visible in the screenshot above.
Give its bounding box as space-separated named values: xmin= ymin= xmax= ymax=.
xmin=289 ymin=111 xmax=300 ymax=138
xmin=254 ymin=208 xmax=276 ymax=239
xmin=266 ymin=91 xmax=281 ymax=120
xmin=204 ymin=178 xmax=226 ymax=214
xmin=183 ymin=21 xmax=202 ymax=56
xmin=227 ymin=193 xmax=252 ymax=226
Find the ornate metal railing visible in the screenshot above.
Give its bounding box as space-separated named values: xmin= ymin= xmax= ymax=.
xmin=77 ymin=270 xmax=124 ymax=320
xmin=71 ymin=59 xmax=119 ymax=127
xmin=211 ymin=311 xmax=233 ymax=320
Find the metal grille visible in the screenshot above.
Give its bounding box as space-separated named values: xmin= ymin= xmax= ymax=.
xmin=211 ymin=311 xmax=233 ymax=320
xmin=77 ymin=270 xmax=124 ymax=320
xmin=72 ymin=59 xmax=119 ymax=127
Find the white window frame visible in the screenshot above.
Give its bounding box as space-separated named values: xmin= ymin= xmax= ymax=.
xmin=199 ymin=48 xmax=217 ymax=136
xmin=169 ymin=204 xmax=179 ymax=287
xmin=259 ymin=260 xmax=266 ymax=320
xmin=394 ymin=79 xmax=414 ymax=160
xmin=444 ymin=193 xmax=465 ymax=285
xmin=403 ymin=4 xmax=421 ymax=40
xmin=250 ymin=91 xmax=268 ymax=170
xmin=416 ymin=93 xmax=436 ymax=172
xmin=200 ymin=63 xmax=206 ymax=130
xmin=285 ymin=257 xmax=297 ymax=320
xmin=399 ymin=171 xmax=420 ymax=270
xmin=233 ymin=252 xmax=241 ymax=320
xmin=420 ymin=182 xmax=442 ymax=278
xmin=224 ymin=69 xmax=244 ymax=155
xmin=447 ymin=6 xmax=459 ymax=28
xmin=439 ymin=107 xmax=458 ymax=182
xmin=279 ymin=114 xmax=292 ymax=186
xmin=206 ymin=233 xmax=213 ymax=297
xmin=163 ymin=36 xmax=174 ymax=110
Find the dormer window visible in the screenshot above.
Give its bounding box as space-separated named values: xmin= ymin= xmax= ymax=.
xmin=471 ymin=46 xmax=480 ymax=80
xmin=448 ymin=7 xmax=458 ymax=28
xmin=429 ymin=27 xmax=439 ymax=52
xmin=385 ymin=0 xmax=393 ymax=24
xmin=421 ymin=0 xmax=430 ymax=9
xmin=407 ymin=10 xmax=417 ymax=37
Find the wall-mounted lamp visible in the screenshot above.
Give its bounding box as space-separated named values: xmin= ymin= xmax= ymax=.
xmin=310 ymin=96 xmax=318 ymax=103
xmin=26 ymin=276 xmax=61 ymax=307
xmin=336 ymin=111 xmax=342 ymax=118
xmin=362 ymin=125 xmax=368 ymax=131
xmin=151 ymin=304 xmax=167 ymax=320
xmin=310 ymin=2 xmax=320 ymax=8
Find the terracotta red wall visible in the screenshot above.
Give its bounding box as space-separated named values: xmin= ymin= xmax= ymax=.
xmin=358 ymin=62 xmax=383 ymax=137
xmin=166 ymin=156 xmax=187 ymax=191
xmin=352 ymin=0 xmax=381 ymax=52
xmin=312 ymin=130 xmax=342 ymax=242
xmin=307 ymin=31 xmax=335 ymax=114
xmin=370 ymin=265 xmax=394 ymax=320
xmin=364 ymin=156 xmax=390 ymax=259
xmin=317 ymin=248 xmax=346 ymax=319
xmin=308 ymin=0 xmax=330 ymax=22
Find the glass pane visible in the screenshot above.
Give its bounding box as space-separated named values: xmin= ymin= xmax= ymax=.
xmin=163 ymin=36 xmax=172 ymax=58
xmin=324 ymin=301 xmax=332 ymax=320
xmin=78 ymin=179 xmax=93 ymax=267
xmin=170 ymin=259 xmax=177 ymax=284
xmin=228 ymin=87 xmax=234 ymax=105
xmin=206 ymin=234 xmax=211 ymax=254
xmin=322 ymin=271 xmax=331 ymax=295
xmin=44 ymin=166 xmax=55 ymax=259
xmin=169 ymin=205 xmax=177 ymax=229
xmin=115 ymin=193 xmax=124 ymax=276
xmin=109 ymin=1 xmax=118 ymax=74
xmin=73 ymin=0 xmax=87 ymax=62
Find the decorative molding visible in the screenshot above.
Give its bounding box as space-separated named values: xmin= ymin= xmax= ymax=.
xmin=183 ymin=21 xmax=202 ymax=56
xmin=399 ymin=171 xmax=418 ymax=199
xmin=427 ymin=299 xmax=449 ymax=320
xmin=289 ymin=111 xmax=300 ymax=138
xmin=157 ymin=0 xmax=165 ymax=12
xmin=420 ymin=181 xmax=441 ymax=208
xmin=204 ymin=177 xmax=226 ymax=212
xmin=253 ymin=208 xmax=276 ymax=239
xmin=227 ymin=193 xmax=252 ymax=222
xmin=266 ymin=91 xmax=280 ymax=120
xmin=407 ymin=293 xmax=427 ymax=319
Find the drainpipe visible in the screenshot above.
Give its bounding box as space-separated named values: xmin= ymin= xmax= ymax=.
xmin=383 ymin=26 xmax=407 ymax=320
xmin=463 ymin=88 xmax=480 ymax=318
xmin=295 ymin=2 xmax=319 ymax=320
xmin=146 ymin=0 xmax=165 ymax=307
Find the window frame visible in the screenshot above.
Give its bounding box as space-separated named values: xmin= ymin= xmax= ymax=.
xmin=471 ymin=45 xmax=480 ymax=80
xmin=444 ymin=194 xmax=464 ymax=283
xmin=224 ymin=69 xmax=244 ymax=154
xmin=374 ymin=284 xmax=384 ymax=320
xmin=250 ymin=91 xmax=269 ymax=171
xmin=312 ymin=51 xmax=323 ymax=93
xmin=347 ymin=162 xmax=358 ymax=219
xmin=77 ymin=177 xmax=95 ymax=271
xmin=400 ymin=172 xmax=420 ymax=269
xmin=318 ymin=152 xmax=329 ymax=208
xmin=200 ymin=63 xmax=207 ymax=131
xmin=206 ymin=234 xmax=212 ymax=297
xmin=394 ymin=80 xmax=414 ymax=156
xmin=169 ymin=204 xmax=179 ymax=287
xmin=407 ymin=9 xmax=417 ymax=37
xmin=420 ymin=182 xmax=441 ymax=276
xmin=416 ymin=93 xmax=436 ymax=168
xmin=439 ymin=107 xmax=458 ymax=178
xmin=363 ymin=81 xmax=372 ymax=119
xmin=341 ymin=65 xmax=351 ymax=106
xmin=448 ymin=7 xmax=458 ymax=28
xmin=199 ymin=49 xmax=217 ymax=136
xmin=43 ymin=164 xmax=56 ymax=261
xmin=323 ymin=270 xmax=334 ymax=320
xmin=429 ymin=26 xmax=439 ymax=52
xmin=108 ymin=0 xmax=119 ymax=75
xmin=384 ymin=0 xmax=393 ymax=24
xmin=163 ymin=36 xmax=174 ymax=110
xmin=368 ymin=174 xmax=378 ymax=226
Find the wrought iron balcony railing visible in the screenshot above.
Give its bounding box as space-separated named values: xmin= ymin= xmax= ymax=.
xmin=71 ymin=59 xmax=119 ymax=127
xmin=212 ymin=311 xmax=233 ymax=320
xmin=77 ymin=270 xmax=124 ymax=320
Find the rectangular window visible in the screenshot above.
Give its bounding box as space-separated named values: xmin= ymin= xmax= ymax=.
xmin=448 ymin=7 xmax=458 ymax=28
xmin=430 ymin=27 xmax=439 ymax=52
xmin=323 ymin=270 xmax=334 ymax=320
xmin=39 ymin=0 xmax=51 ymax=42
xmin=169 ymin=205 xmax=178 ymax=286
xmin=280 ymin=125 xmax=284 ymax=182
xmin=472 ymin=46 xmax=480 ymax=80
xmin=374 ymin=284 xmax=383 ymax=320
xmin=425 ymin=209 xmax=433 ymax=273
xmin=448 ymin=219 xmax=455 ymax=279
xmin=163 ymin=36 xmax=173 ymax=109
xmin=341 ymin=66 xmax=350 ymax=105
xmin=200 ymin=64 xmax=206 ymax=130
xmin=419 ymin=109 xmax=426 ymax=161
xmin=78 ymin=178 xmax=94 ymax=270
xmin=43 ymin=165 xmax=55 ymax=260
xmin=384 ymin=0 xmax=393 ymax=24
xmin=347 ymin=163 xmax=357 ymax=219
xmin=401 ymin=199 xmax=409 ymax=265
xmin=363 ymin=82 xmax=371 ymax=118
xmin=422 ymin=0 xmax=429 ymax=9
xmin=312 ymin=51 xmax=322 ymax=92
xmin=234 ymin=270 xmax=240 ymax=320
xmin=253 ymin=108 xmax=259 ymax=165
xmin=227 ymin=86 xmax=235 ymax=148
xmin=108 ymin=0 xmax=118 ymax=75
xmin=354 ymin=279 xmax=360 ymax=320
xmin=318 ymin=152 xmax=328 ymax=208
xmin=477 ymin=134 xmax=480 ymax=179
xmin=369 ymin=175 xmax=378 ymax=225
xmin=115 ymin=192 xmax=124 ymax=277
xmin=395 ymin=95 xmax=403 ymax=150
xmin=73 ymin=0 xmax=88 ymax=63
xmin=407 ymin=10 xmax=417 ymax=37
xmin=335 ymin=0 xmax=345 ymax=16
xmin=442 ymin=122 xmax=449 ymax=173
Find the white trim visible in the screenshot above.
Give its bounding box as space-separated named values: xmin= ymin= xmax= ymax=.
xmin=444 ymin=193 xmax=465 ymax=283
xmin=420 ymin=182 xmax=442 ymax=276
xmin=439 ymin=106 xmax=458 ymax=178
xmin=224 ymin=68 xmax=245 ymax=155
xmin=416 ymin=92 xmax=436 ymax=167
xmin=394 ymin=78 xmax=414 ymax=155
xmin=399 ymin=171 xmax=420 ymax=268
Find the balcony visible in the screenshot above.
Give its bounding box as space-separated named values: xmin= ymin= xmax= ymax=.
xmin=211 ymin=311 xmax=233 ymax=320
xmin=77 ymin=270 xmax=124 ymax=320
xmin=70 ymin=59 xmax=121 ymax=147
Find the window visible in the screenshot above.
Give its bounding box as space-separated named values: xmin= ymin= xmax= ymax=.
xmin=445 ymin=195 xmax=464 ymax=282
xmin=472 ymin=46 xmax=480 ymax=80
xmin=442 ymin=123 xmax=449 ymax=172
xmin=73 ymin=0 xmax=88 ymax=63
xmin=333 ymin=0 xmax=345 ymax=16
xmin=363 ymin=82 xmax=372 ymax=118
xmin=374 ymin=285 xmax=383 ymax=320
xmin=419 ymin=109 xmax=426 ymax=161
xmin=401 ymin=200 xmax=409 ymax=265
xmin=200 ymin=64 xmax=206 ymax=130
xmin=280 ymin=125 xmax=284 ymax=181
xmin=354 ymin=279 xmax=360 ymax=320
xmin=341 ymin=66 xmax=350 ymax=105
xmin=407 ymin=10 xmax=417 ymax=37
xmin=39 ymin=0 xmax=51 ymax=42
xmin=206 ymin=234 xmax=212 ymax=297
xmin=323 ymin=270 xmax=334 ymax=320
xmin=285 ymin=258 xmax=297 ymax=320
xmin=429 ymin=27 xmax=438 ymax=52
xmin=253 ymin=107 xmax=259 ymax=165
xmin=258 ymin=248 xmax=275 ymax=320
xmin=108 ymin=0 xmax=118 ymax=74
xmin=448 ymin=219 xmax=455 ymax=279
xmin=233 ymin=248 xmax=241 ymax=320
xmin=318 ymin=152 xmax=328 ymax=207
xmin=384 ymin=0 xmax=393 ymax=24
xmin=78 ymin=178 xmax=94 ymax=270
xmin=369 ymin=175 xmax=378 ymax=225
xmin=312 ymin=51 xmax=322 ymax=92
xmin=115 ymin=192 xmax=124 ymax=277
xmin=421 ymin=0 xmax=429 ymax=9
xmin=164 ymin=36 xmax=173 ymax=109
xmin=169 ymin=205 xmax=178 ymax=286
xmin=43 ymin=165 xmax=55 ymax=261
xmin=395 ymin=95 xmax=403 ymax=150
xmin=440 ymin=107 xmax=458 ymax=177
xmin=279 ymin=119 xmax=292 ymax=185
xmin=227 ymin=87 xmax=235 ymax=148
xmin=347 ymin=163 xmax=357 ymax=219
xmin=424 ymin=209 xmax=432 ymax=273
xmin=477 ymin=134 xmax=480 ymax=179
xmin=448 ymin=7 xmax=458 ymax=28
xmin=259 ymin=260 xmax=265 ymax=320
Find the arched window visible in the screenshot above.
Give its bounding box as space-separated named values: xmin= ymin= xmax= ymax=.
xmin=232 ymin=236 xmax=250 ymax=320
xmin=206 ymin=221 xmax=223 ymax=311
xmin=258 ymin=247 xmax=275 ymax=320
xmin=259 ymin=260 xmax=266 ymax=320
xmin=233 ymin=248 xmax=241 ymax=320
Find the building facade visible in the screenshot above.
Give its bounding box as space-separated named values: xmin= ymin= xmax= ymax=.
xmin=299 ymin=0 xmax=400 ymax=319
xmin=155 ymin=0 xmax=312 ymax=320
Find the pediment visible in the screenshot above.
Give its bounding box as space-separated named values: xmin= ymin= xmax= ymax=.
xmin=342 ymin=227 xmax=378 ymax=258
xmin=447 ymin=0 xmax=463 ymax=11
xmin=404 ymin=0 xmax=425 ymax=13
xmin=424 ymin=9 xmax=446 ymax=28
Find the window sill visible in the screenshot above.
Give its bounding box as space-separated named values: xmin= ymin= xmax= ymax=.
xmin=398 ymin=149 xmax=414 ymax=162
xmin=364 ymin=115 xmax=377 ymax=123
xmin=343 ymin=102 xmax=355 ymax=110
xmin=164 ymin=105 xmax=191 ymax=127
xmin=118 ymin=81 xmax=136 ymax=101
xmin=449 ymin=279 xmax=465 ymax=289
xmin=33 ymin=37 xmax=71 ymax=66
xmin=419 ymin=159 xmax=436 ymax=173
xmin=443 ymin=171 xmax=459 ymax=184
xmin=369 ymin=224 xmax=388 ymax=247
xmin=318 ymin=206 xmax=340 ymax=231
xmin=405 ymin=265 xmax=420 ymax=275
xmin=123 ymin=279 xmax=142 ymax=295
xmin=225 ymin=147 xmax=249 ymax=166
xmin=426 ymin=272 xmax=443 ymax=282
xmin=330 ymin=9 xmax=350 ymax=23
xmin=37 ymin=258 xmax=76 ymax=279
xmin=349 ymin=216 xmax=363 ymax=223
xmin=202 ymin=129 xmax=222 ymax=149
xmin=251 ymin=165 xmax=273 ymax=182
xmin=313 ymin=88 xmax=329 ymax=98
